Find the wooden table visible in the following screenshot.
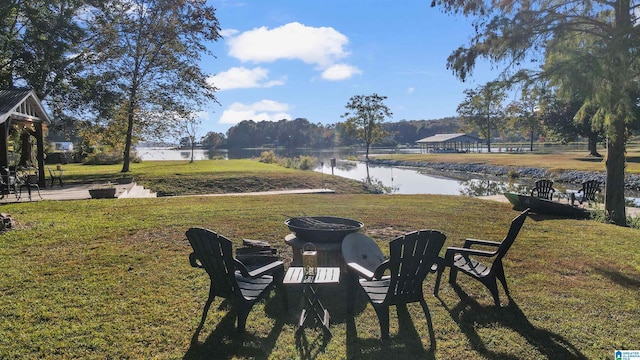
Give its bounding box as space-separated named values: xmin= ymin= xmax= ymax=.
xmin=283 ymin=267 xmax=340 ymax=333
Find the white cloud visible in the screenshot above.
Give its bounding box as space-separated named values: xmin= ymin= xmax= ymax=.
xmin=407 ymin=87 xmax=415 ymax=94
xmin=220 ymin=28 xmax=240 ymax=38
xmin=219 ymin=100 xmax=292 ymax=124
xmin=227 ymin=22 xmax=349 ymax=68
xmin=209 ymin=67 xmax=285 ymax=90
xmin=321 ymin=63 xmax=362 ymax=81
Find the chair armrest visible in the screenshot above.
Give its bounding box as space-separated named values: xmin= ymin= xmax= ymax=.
xmin=372 ymin=260 xmax=390 ymax=280
xmin=463 ymin=238 xmax=502 ymax=248
xmin=347 ymin=262 xmax=375 ymax=280
xmin=189 ymin=253 xmax=204 ymax=268
xmin=445 ymin=247 xmax=497 ymax=261
xmin=247 ymin=260 xmax=284 ymax=278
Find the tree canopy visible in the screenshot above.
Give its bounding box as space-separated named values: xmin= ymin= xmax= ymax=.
xmin=341 ymin=94 xmax=393 ymax=160
xmin=432 ymin=0 xmax=640 ymax=225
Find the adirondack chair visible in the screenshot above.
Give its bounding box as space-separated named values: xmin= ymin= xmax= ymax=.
xmin=435 ymin=209 xmax=529 ymax=306
xmin=574 ymin=180 xmax=602 ymax=205
xmin=344 ymin=229 xmax=446 ymax=340
xmin=186 ymin=227 xmax=285 ymax=333
xmin=47 ymin=167 xmax=63 ymax=187
xmin=531 ymin=179 xmax=556 ymax=200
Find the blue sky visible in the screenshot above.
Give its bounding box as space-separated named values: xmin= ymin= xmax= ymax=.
xmin=199 ymin=0 xmax=502 ymax=135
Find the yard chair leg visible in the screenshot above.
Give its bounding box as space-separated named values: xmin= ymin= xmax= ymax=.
xmin=373 ymin=305 xmax=390 ymax=341
xmin=193 ymin=290 xmax=215 ymax=341
xmin=237 ymin=302 xmax=251 ymax=333
xmin=486 ymin=279 xmax=501 ymax=307
xmin=434 ymin=266 xmax=444 ymax=296
xmin=419 ymin=299 xmax=436 ymax=350
xmin=494 ymin=262 xmax=510 ymax=297
xmin=448 ymin=266 xmax=458 ymax=285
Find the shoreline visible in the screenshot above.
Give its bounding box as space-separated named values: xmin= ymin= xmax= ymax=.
xmin=367 ymin=158 xmax=640 ymax=190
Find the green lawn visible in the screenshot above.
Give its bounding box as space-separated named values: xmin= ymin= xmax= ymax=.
xmin=1 ymin=192 xmax=638 ymax=359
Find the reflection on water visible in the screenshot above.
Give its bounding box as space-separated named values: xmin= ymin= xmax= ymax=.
xmin=317 ymin=160 xmax=531 ymax=196
xmin=136 ymin=147 xmax=640 ymax=203
xmin=458 ymin=178 xmax=530 ymax=197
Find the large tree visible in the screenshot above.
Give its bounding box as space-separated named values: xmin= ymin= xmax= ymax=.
xmin=457 ymin=82 xmax=506 ymax=152
xmin=0 ymin=0 xmax=87 ymax=97
xmin=505 ymin=88 xmax=545 ymax=152
xmin=341 ymin=93 xmax=393 ymax=160
xmin=90 ymin=0 xmax=221 ymax=172
xmin=431 ymin=0 xmax=640 ymax=225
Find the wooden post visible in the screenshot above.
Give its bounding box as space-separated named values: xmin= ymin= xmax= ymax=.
xmin=35 ymin=122 xmax=46 ymax=188
xmin=0 ymin=122 xmax=7 ymax=168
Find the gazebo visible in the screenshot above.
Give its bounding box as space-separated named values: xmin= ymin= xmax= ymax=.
xmin=416 ymin=133 xmax=482 ymax=153
xmin=0 ymin=88 xmax=50 ymax=187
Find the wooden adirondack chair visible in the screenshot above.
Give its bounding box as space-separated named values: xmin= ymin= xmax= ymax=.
xmin=531 ymin=179 xmax=556 ymax=200
xmin=574 ymin=180 xmax=602 ymax=205
xmin=344 ymin=229 xmax=446 ymax=340
xmin=186 ymin=227 xmax=285 ymax=333
xmin=434 ymin=209 xmax=529 ymax=306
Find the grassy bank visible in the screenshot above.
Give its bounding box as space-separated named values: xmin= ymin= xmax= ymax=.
xmin=54 ymin=159 xmax=370 ymax=195
xmin=1 ymin=194 xmax=638 ymax=359
xmin=373 ymin=148 xmax=640 ymax=174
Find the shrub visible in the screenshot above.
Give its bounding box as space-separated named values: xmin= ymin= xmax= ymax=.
xmin=259 ymin=150 xmax=277 ymax=164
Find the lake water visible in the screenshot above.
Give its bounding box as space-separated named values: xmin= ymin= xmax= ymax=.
xmin=135 ymin=146 xmax=530 ymax=196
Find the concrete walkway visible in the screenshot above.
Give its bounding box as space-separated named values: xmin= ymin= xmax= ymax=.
xmin=0 ymin=183 xmax=334 ymax=203
xmin=0 ymin=182 xmax=155 ymax=203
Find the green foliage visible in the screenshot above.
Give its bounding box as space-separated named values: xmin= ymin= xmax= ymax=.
xmin=432 ymin=0 xmax=639 ymax=224
xmin=341 ymin=94 xmax=393 ymax=159
xmin=258 ymin=150 xmax=316 ymax=170
xmin=457 ymin=82 xmax=506 ymax=152
xmin=88 ymin=0 xmax=221 ymax=172
xmin=259 ymin=150 xmax=278 ymax=164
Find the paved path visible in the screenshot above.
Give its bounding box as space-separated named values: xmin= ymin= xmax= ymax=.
xmin=0 ymin=183 xmax=334 ymax=203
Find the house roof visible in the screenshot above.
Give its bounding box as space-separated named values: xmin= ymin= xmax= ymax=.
xmin=0 ymin=88 xmax=51 ymax=125
xmin=416 ymin=133 xmax=481 ymax=144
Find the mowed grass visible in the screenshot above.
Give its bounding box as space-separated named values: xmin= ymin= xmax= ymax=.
xmin=55 ymin=159 xmax=369 ymax=195
xmin=0 ymin=193 xmax=638 ymax=359
xmin=373 ymin=147 xmax=640 ymax=174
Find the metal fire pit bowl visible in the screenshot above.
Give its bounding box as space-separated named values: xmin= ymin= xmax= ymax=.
xmin=284 ymin=216 xmax=364 ymax=243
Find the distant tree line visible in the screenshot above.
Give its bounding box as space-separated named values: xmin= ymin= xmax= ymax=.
xmin=199 ymin=117 xmax=461 ymax=150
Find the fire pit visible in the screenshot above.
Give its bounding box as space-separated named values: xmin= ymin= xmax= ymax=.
xmin=285 ymin=216 xmax=364 ymax=243
xmin=284 ymin=216 xmax=364 ymax=273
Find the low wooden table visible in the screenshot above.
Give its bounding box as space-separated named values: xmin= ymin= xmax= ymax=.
xmin=283 ymin=267 xmax=340 ymax=333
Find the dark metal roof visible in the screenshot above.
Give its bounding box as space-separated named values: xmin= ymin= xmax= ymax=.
xmin=0 ymin=88 xmax=32 ymax=114
xmin=0 ymin=88 xmax=50 ymax=124
xmin=416 ymin=133 xmax=481 ymax=143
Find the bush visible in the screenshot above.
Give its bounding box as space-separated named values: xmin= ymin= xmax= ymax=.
xmin=45 ymin=152 xmax=70 ymax=164
xmin=83 ymin=151 xmax=141 ymax=165
xmin=297 ymin=155 xmax=316 ymax=170
xmin=259 ymin=150 xmax=277 ymax=164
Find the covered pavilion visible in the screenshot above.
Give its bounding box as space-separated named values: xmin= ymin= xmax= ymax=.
xmin=416 ymin=133 xmax=482 ymax=153
xmin=0 ymin=88 xmax=51 ymax=187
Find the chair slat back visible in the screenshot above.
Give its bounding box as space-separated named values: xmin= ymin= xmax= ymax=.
xmin=580 ymin=180 xmax=601 ymax=201
xmin=186 ymin=228 xmax=238 ymax=298
xmin=386 ymin=229 xmax=446 ymax=304
xmin=531 ymin=179 xmax=554 ymax=199
xmin=494 ymin=209 xmax=529 ymax=263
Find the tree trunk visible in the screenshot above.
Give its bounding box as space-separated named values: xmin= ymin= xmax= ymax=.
xmin=121 ymin=86 xmax=137 ymax=173
xmin=121 ymin=99 xmax=135 ymax=173
xmin=588 ymin=131 xmax=602 ymax=157
xmin=529 ymin=129 xmax=534 ymax=152
xmin=190 ymin=139 xmax=195 ymax=163
xmin=604 ymin=119 xmax=626 ymax=225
